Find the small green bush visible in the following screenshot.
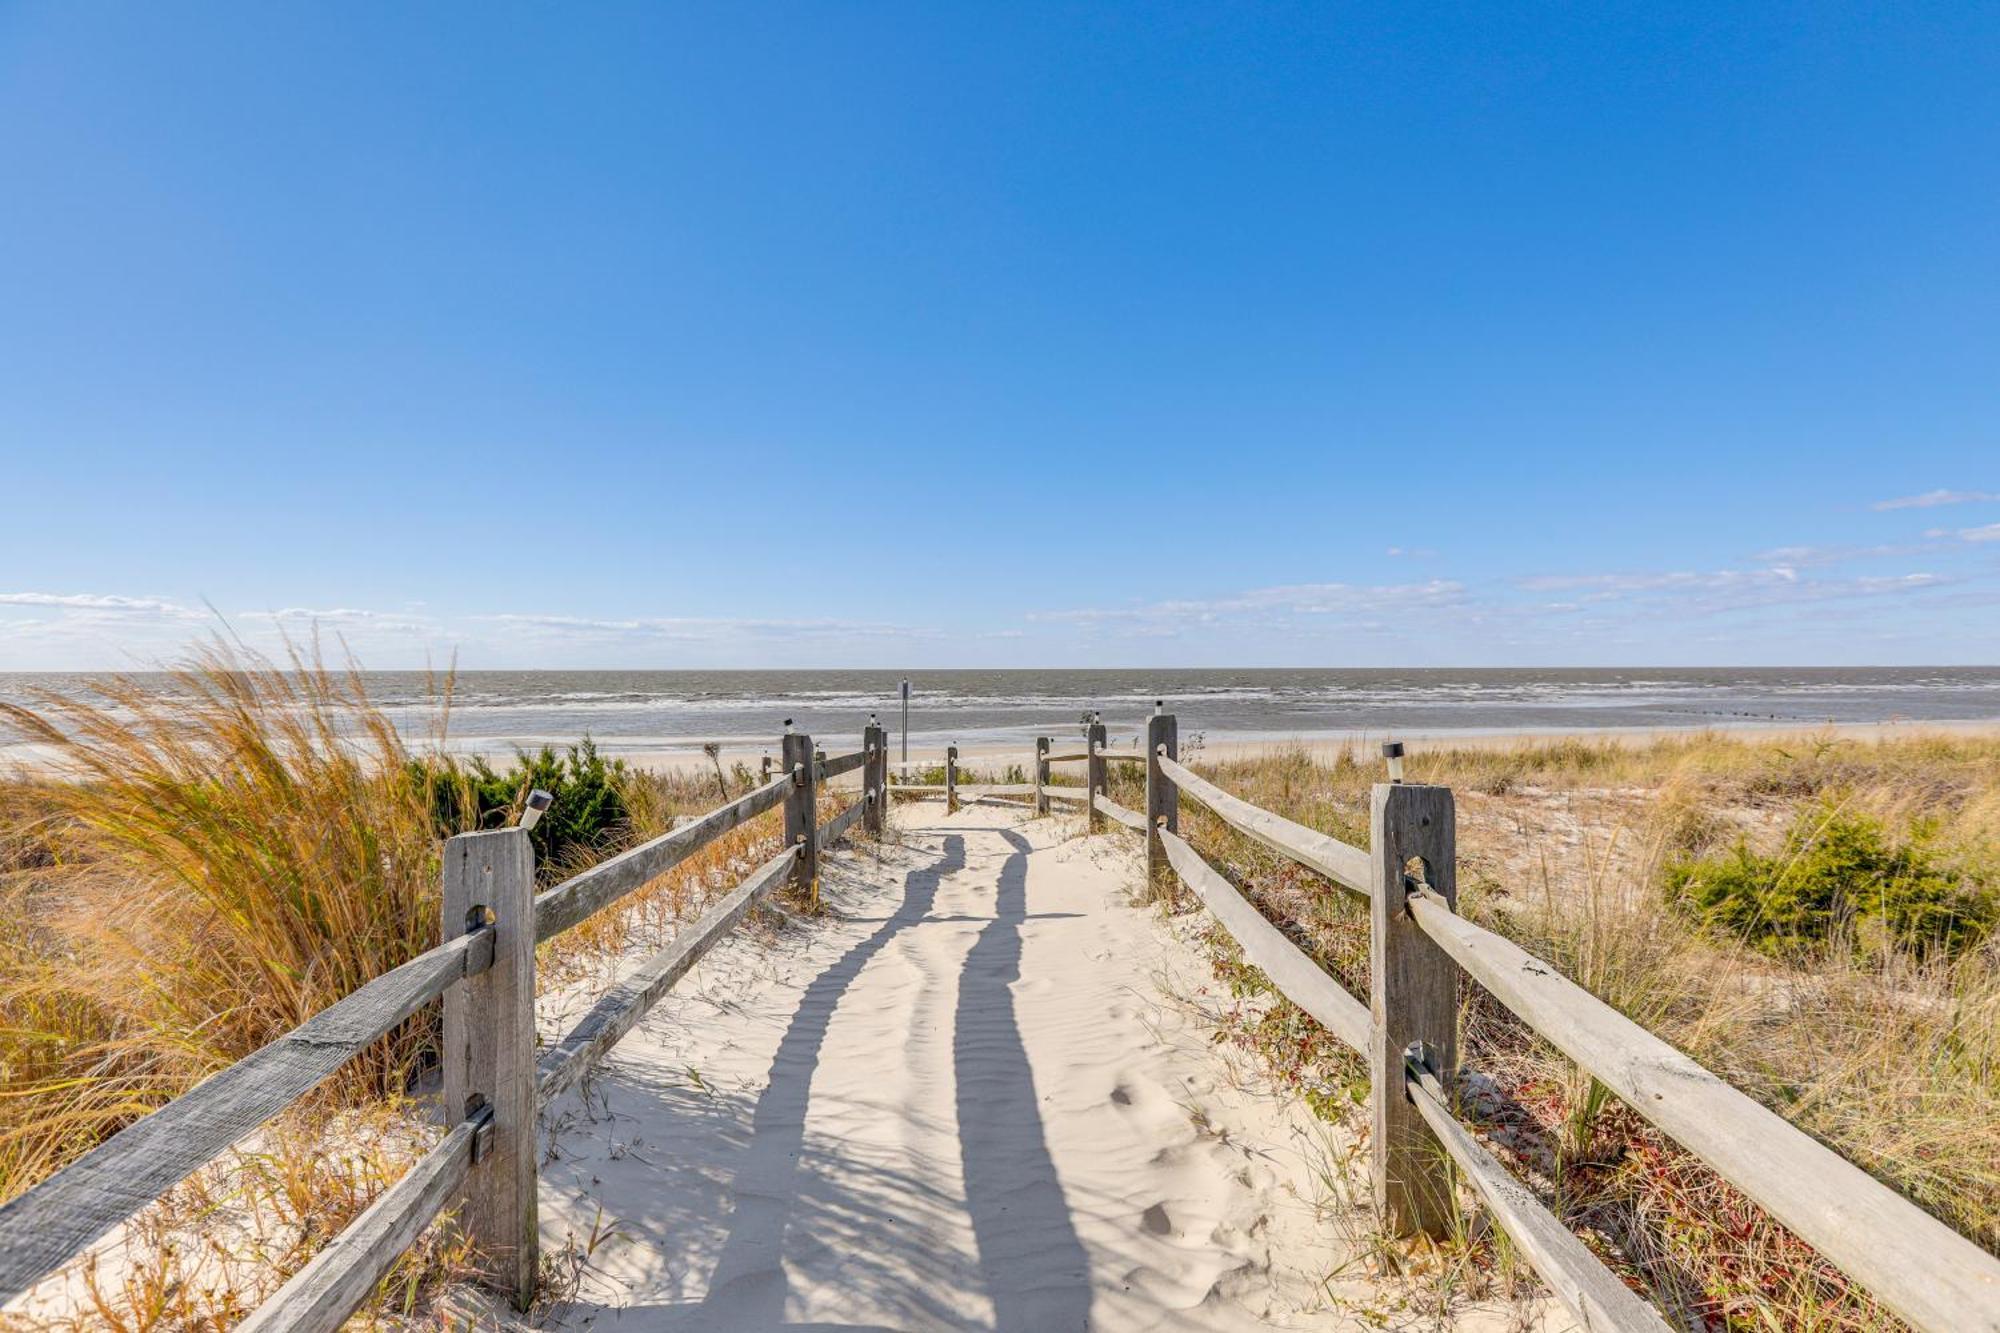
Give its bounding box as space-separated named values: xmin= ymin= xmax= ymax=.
xmin=1664 ymin=799 xmax=1996 ymax=959
xmin=420 ymin=738 xmax=634 ymax=875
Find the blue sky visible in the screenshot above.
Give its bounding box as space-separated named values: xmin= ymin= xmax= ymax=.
xmin=2 ymin=3 xmax=1996 ymax=670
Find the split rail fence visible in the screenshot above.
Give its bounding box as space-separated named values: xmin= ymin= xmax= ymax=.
xmin=989 ymin=709 xmax=2000 ymax=1333
xmin=5 ymin=706 xmax=1999 ymax=1332
xmin=0 ymin=723 xmax=894 ymax=1330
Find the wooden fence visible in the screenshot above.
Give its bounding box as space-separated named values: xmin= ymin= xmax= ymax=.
xmin=7 ymin=707 xmax=1999 ymax=1331
xmin=1018 ymin=711 xmax=2000 ymax=1333
xmin=0 ymin=723 xmax=888 ymax=1331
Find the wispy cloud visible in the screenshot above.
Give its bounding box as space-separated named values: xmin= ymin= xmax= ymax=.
xmin=1959 ymin=523 xmax=2000 ymax=543
xmin=1873 ymin=488 xmax=2000 ymax=511
xmin=0 ymin=592 xmax=200 ymax=617
xmin=1030 ymin=580 xmax=1467 ymax=635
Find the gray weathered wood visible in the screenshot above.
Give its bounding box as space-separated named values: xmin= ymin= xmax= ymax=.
xmin=237 ymin=1116 xmax=480 ymax=1333
xmin=538 ymin=845 xmax=799 ymax=1104
xmin=533 ymin=772 xmax=791 ymax=943
xmin=863 ymin=724 xmax=885 ymax=834
xmin=1094 ymin=750 xmax=1148 ymax=763
xmin=1145 ymin=713 xmax=1178 ymax=886
xmin=1092 ymin=790 xmax=1147 ymax=832
xmin=1034 ymin=737 xmax=1051 ymax=815
xmin=946 ymin=744 xmax=959 ymax=813
xmin=1403 ymin=1058 xmax=1671 ymax=1333
xmin=0 ymin=924 xmax=492 ymax=1302
xmin=1406 ymin=892 xmax=2000 ymax=1332
xmin=1085 ymin=721 xmax=1107 ymax=833
xmin=971 ymin=794 xmax=1035 ymax=809
xmin=1040 ymin=750 xmax=1090 ymax=763
xmin=1156 ymin=753 xmax=1370 ymax=895
xmin=818 ymin=795 xmax=867 ymax=851
xmin=442 ymin=830 xmax=537 ymax=1308
xmin=783 ymin=731 xmax=817 ymax=898
xmin=1157 ymin=829 xmax=1369 ymax=1054
xmin=1370 ymin=783 xmax=1458 ymax=1238
xmin=1042 ymin=787 xmax=1087 ymax=803
xmin=819 ymin=748 xmax=867 ymax=780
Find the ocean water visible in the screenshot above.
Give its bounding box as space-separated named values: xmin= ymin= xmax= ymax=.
xmin=6 ymin=667 xmax=2000 ymax=757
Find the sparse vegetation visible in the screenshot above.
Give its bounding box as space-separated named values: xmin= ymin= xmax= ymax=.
xmin=0 ymin=639 xmax=813 ymax=1328
xmin=1123 ymin=731 xmax=2000 ymax=1330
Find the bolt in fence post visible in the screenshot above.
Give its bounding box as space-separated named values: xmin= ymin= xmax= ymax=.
xmin=863 ymin=722 xmax=885 ymax=835
xmin=783 ymin=730 xmax=818 ymax=902
xmin=441 ymin=829 xmax=539 ymax=1309
xmin=1085 ymin=718 xmax=1107 ymax=833
xmin=1368 ymin=781 xmax=1460 ymax=1238
xmin=946 ymin=744 xmax=959 ymax=813
xmin=1146 ymin=712 xmax=1178 ymax=887
xmin=1034 ymin=737 xmax=1051 ymax=816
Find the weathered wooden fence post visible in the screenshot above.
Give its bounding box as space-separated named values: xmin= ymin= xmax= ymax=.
xmin=1146 ymin=710 xmax=1178 ymax=886
xmin=863 ymin=720 xmax=885 ymax=835
xmin=1085 ymin=718 xmax=1107 ymax=833
xmin=783 ymin=728 xmax=817 ymax=902
xmin=1034 ymin=736 xmax=1051 ymax=816
xmin=946 ymin=744 xmax=959 ymax=813
xmin=1368 ymin=781 xmax=1460 ymax=1238
xmin=441 ymin=829 xmax=539 ymax=1309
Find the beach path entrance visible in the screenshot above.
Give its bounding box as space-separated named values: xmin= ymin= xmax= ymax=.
xmin=529 ymin=801 xmax=1488 ymax=1332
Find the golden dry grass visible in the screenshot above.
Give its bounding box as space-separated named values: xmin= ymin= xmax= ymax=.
xmin=0 ymin=640 xmax=841 ymax=1329
xmin=1118 ymin=731 xmax=2000 ymax=1330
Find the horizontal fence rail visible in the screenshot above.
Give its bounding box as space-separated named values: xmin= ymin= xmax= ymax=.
xmin=1 ymin=721 xmax=882 ymax=1322
xmin=1401 ymin=1056 xmax=1672 ymax=1332
xmin=1091 ymin=790 xmax=1147 ymax=832
xmin=534 ymin=771 xmax=793 ymax=943
xmin=1155 ymin=752 xmax=1369 ymax=895
xmin=538 ymin=844 xmax=801 ymax=1104
xmin=237 ymin=1112 xmax=489 ymax=1333
xmin=1156 ymin=828 xmax=1370 ymax=1055
xmin=1067 ymin=712 xmax=2000 ymax=1333
xmin=0 ymin=922 xmax=497 ymax=1302
xmin=1404 ymin=886 xmax=2000 ymax=1331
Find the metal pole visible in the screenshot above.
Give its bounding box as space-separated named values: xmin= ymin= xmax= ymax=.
xmin=900 ymin=678 xmax=910 ymax=765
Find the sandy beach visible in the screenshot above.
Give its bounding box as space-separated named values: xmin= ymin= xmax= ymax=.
xmin=520 ymin=800 xmax=1574 ymax=1331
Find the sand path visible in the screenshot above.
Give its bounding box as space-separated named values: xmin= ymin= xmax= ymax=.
xmin=532 ymin=802 xmax=1563 ymax=1331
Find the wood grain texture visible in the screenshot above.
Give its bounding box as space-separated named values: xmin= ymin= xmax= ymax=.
xmin=1369 ymin=783 xmax=1458 ymax=1238
xmin=817 ymin=796 xmax=867 ymax=851
xmin=236 ymin=1117 xmax=479 ymax=1333
xmin=441 ymin=829 xmax=538 ymax=1308
xmin=863 ymin=724 xmax=885 ymax=834
xmin=1034 ymin=737 xmax=1051 ymax=816
xmin=1085 ymin=722 xmax=1108 ymax=833
xmin=1407 ymin=892 xmax=2000 ymax=1332
xmin=946 ymin=744 xmax=959 ymax=813
xmin=0 ymin=925 xmax=492 ymax=1301
xmin=1145 ymin=713 xmax=1178 ymax=885
xmin=1092 ymin=791 xmax=1148 ymax=831
xmin=1404 ymin=1059 xmax=1671 ymax=1333
xmin=1155 ymin=753 xmax=1370 ymax=895
xmin=783 ymin=732 xmax=818 ymax=897
xmin=533 ymin=773 xmax=790 ymax=942
xmin=819 ymin=749 xmax=867 ymax=780
xmin=1042 ymin=788 xmax=1088 ymax=803
xmin=1040 ymin=751 xmax=1090 ymax=763
xmin=537 ymin=846 xmax=799 ymax=1104
xmin=1157 ymin=829 xmax=1369 ymax=1055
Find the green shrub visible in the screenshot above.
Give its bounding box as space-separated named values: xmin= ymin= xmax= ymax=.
xmin=420 ymin=738 xmax=634 ymax=877
xmin=1664 ymin=799 xmax=1996 ymax=959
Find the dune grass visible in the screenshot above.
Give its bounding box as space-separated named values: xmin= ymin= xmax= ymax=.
xmin=1115 ymin=732 xmax=2000 ymax=1329
xmin=0 ymin=639 xmax=825 ymax=1328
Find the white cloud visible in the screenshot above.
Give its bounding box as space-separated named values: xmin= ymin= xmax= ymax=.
xmin=1030 ymin=580 xmax=1466 ymax=634
xmin=1873 ymin=488 xmax=2000 ymax=510
xmin=0 ymin=592 xmax=199 ymax=617
xmin=1959 ymin=523 xmax=2000 ymax=543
